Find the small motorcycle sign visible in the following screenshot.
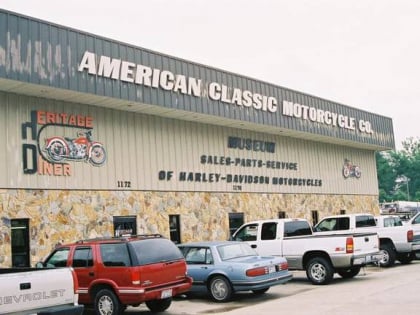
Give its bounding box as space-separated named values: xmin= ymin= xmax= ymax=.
xmin=43 ymin=130 xmax=107 ymax=166
xmin=342 ymin=158 xmax=361 ymax=179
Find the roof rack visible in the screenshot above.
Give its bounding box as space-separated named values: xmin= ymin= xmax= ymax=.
xmin=75 ymin=234 xmax=164 ymax=244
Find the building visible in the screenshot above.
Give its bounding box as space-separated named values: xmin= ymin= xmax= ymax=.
xmin=0 ymin=9 xmax=394 ymax=267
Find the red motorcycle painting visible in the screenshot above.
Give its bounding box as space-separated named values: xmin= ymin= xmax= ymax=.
xmin=342 ymin=158 xmax=361 ymax=179
xmin=43 ymin=130 xmax=106 ymax=166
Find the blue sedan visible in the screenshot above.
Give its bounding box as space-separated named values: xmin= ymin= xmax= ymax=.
xmin=178 ymin=241 xmax=292 ymax=302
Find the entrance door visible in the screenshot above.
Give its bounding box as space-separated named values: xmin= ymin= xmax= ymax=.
xmin=228 ymin=213 xmax=244 ymax=237
xmin=169 ymin=215 xmax=181 ymax=244
xmin=11 ymin=219 xmax=30 ymax=267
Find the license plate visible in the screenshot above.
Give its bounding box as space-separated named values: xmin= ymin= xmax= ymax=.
xmin=161 ymin=289 xmax=173 ymax=299
xmin=268 ymin=265 xmax=276 ymax=273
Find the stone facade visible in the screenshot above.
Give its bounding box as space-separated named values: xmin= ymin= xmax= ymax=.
xmin=0 ymin=189 xmax=379 ymax=267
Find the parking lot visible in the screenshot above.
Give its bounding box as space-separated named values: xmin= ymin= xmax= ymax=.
xmin=92 ymin=261 xmax=420 ymax=315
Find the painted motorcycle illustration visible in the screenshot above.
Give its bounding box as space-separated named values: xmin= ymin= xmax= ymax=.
xmin=43 ymin=130 xmax=106 ymax=166
xmin=342 ymin=159 xmax=361 ymax=179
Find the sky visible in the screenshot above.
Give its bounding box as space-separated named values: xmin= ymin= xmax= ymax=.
xmin=1 ymin=0 xmax=419 ymax=150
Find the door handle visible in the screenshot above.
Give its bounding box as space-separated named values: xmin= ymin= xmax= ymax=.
xmin=251 ymin=244 xmax=257 ymax=248
xmin=89 ymin=272 xmax=95 ymax=277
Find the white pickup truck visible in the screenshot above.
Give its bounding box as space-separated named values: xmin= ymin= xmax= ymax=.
xmin=231 ymin=218 xmax=380 ymax=285
xmin=406 ymin=212 xmax=420 ymax=257
xmin=313 ymin=213 xmax=415 ymax=267
xmin=0 ymin=267 xmax=84 ymax=315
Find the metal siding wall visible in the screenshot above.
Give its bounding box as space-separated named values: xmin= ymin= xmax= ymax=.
xmin=1 ymin=91 xmax=379 ymax=195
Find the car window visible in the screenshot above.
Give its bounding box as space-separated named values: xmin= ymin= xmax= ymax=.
xmin=129 ymin=238 xmax=184 ymax=265
xmin=284 ymin=221 xmax=312 ymax=236
xmin=182 ymin=247 xmax=213 ymax=264
xmin=261 ymin=222 xmax=277 ymax=240
xmin=413 ymin=214 xmax=420 ymax=225
xmin=232 ymin=224 xmax=257 ymax=241
xmin=217 ymin=243 xmax=256 ymax=260
xmin=72 ymin=246 xmax=93 ymax=268
xmin=356 ymin=215 xmax=376 ymax=228
xmin=44 ymin=248 xmax=70 ymax=267
xmin=383 ymin=217 xmax=403 ymax=227
xmin=100 ymin=243 xmax=131 ymax=267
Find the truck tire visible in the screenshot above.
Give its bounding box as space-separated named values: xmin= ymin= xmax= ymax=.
xmin=378 ymin=244 xmax=396 ymax=267
xmin=398 ymin=252 xmax=415 ymax=265
xmin=208 ymin=275 xmax=233 ymax=302
xmin=94 ymin=288 xmax=123 ymax=315
xmin=306 ymin=257 xmax=334 ymax=285
xmin=145 ymin=298 xmax=172 ymax=312
xmin=337 ymin=266 xmax=361 ymax=279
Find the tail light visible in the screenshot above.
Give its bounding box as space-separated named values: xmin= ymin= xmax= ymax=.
xmin=346 ymin=237 xmax=354 ymax=253
xmin=246 ymin=262 xmax=287 ymax=277
xmin=407 ymin=230 xmax=414 ymax=242
xmin=131 ymin=270 xmax=141 ymax=285
xmin=279 ymin=262 xmax=289 ymax=271
xmin=246 ymin=266 xmax=269 ymax=277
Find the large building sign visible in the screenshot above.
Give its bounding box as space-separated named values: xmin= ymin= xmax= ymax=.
xmin=78 ymin=51 xmax=279 ymax=113
xmin=78 ymin=51 xmax=374 ymax=135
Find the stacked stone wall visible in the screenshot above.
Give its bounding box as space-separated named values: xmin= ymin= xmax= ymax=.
xmin=0 ymin=189 xmax=379 ymax=267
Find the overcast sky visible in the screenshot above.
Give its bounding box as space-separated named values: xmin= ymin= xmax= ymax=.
xmin=2 ymin=0 xmax=419 ymax=150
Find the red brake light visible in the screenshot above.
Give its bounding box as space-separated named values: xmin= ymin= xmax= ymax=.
xmin=346 ymin=237 xmax=354 ymax=253
xmin=246 ymin=267 xmax=269 ymax=277
xmin=279 ymin=262 xmax=288 ymax=271
xmin=407 ymin=230 xmax=414 ymax=242
xmin=131 ymin=270 xmax=140 ymax=285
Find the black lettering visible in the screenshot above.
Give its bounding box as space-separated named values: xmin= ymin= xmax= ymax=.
xmin=22 ymin=144 xmax=37 ymax=174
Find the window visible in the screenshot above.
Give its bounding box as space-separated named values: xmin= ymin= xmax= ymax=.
xmin=72 ymin=247 xmax=93 ymax=268
xmin=113 ymin=216 xmax=137 ymax=237
xmin=355 ymin=215 xmax=376 ymax=228
xmin=182 ymin=247 xmax=213 ymax=265
xmin=169 ymin=215 xmax=181 ymax=244
xmin=315 ymin=218 xmax=350 ymax=231
xmin=100 ymin=243 xmax=131 ymax=267
xmin=340 ymin=210 xmax=346 ymax=215
xmin=129 ymin=238 xmax=184 ymax=265
xmin=228 ymin=213 xmax=244 ymax=237
xmin=284 ymin=221 xmax=312 ymax=236
xmin=45 ymin=248 xmax=70 ymax=267
xmin=278 ymin=211 xmax=286 ymax=219
xmin=413 ymin=215 xmax=420 ymax=225
xmin=261 ymin=222 xmax=277 ymax=240
xmin=231 ymin=224 xmax=257 ymax=241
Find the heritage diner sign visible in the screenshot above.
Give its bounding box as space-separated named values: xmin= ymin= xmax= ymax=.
xmin=78 ymin=51 xmax=373 ymax=135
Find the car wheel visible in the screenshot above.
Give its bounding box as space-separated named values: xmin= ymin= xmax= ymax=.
xmin=398 ymin=252 xmax=415 ymax=265
xmin=378 ymin=244 xmax=396 ymax=267
xmin=208 ymin=275 xmax=232 ymax=302
xmin=94 ymin=288 xmax=123 ymax=315
xmin=145 ymin=298 xmax=172 ymax=312
xmin=337 ymin=266 xmax=361 ymax=279
xmin=252 ymin=287 xmax=270 ymax=295
xmin=306 ymin=257 xmax=334 ymax=285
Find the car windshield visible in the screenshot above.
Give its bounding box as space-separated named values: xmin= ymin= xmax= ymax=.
xmin=217 ymin=243 xmax=257 ymax=260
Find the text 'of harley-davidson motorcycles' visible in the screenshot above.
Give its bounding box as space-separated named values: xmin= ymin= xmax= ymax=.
xmin=43 ymin=130 xmax=107 ymax=166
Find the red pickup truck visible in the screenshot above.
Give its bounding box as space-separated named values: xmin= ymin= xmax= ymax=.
xmin=37 ymin=234 xmax=192 ymax=314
